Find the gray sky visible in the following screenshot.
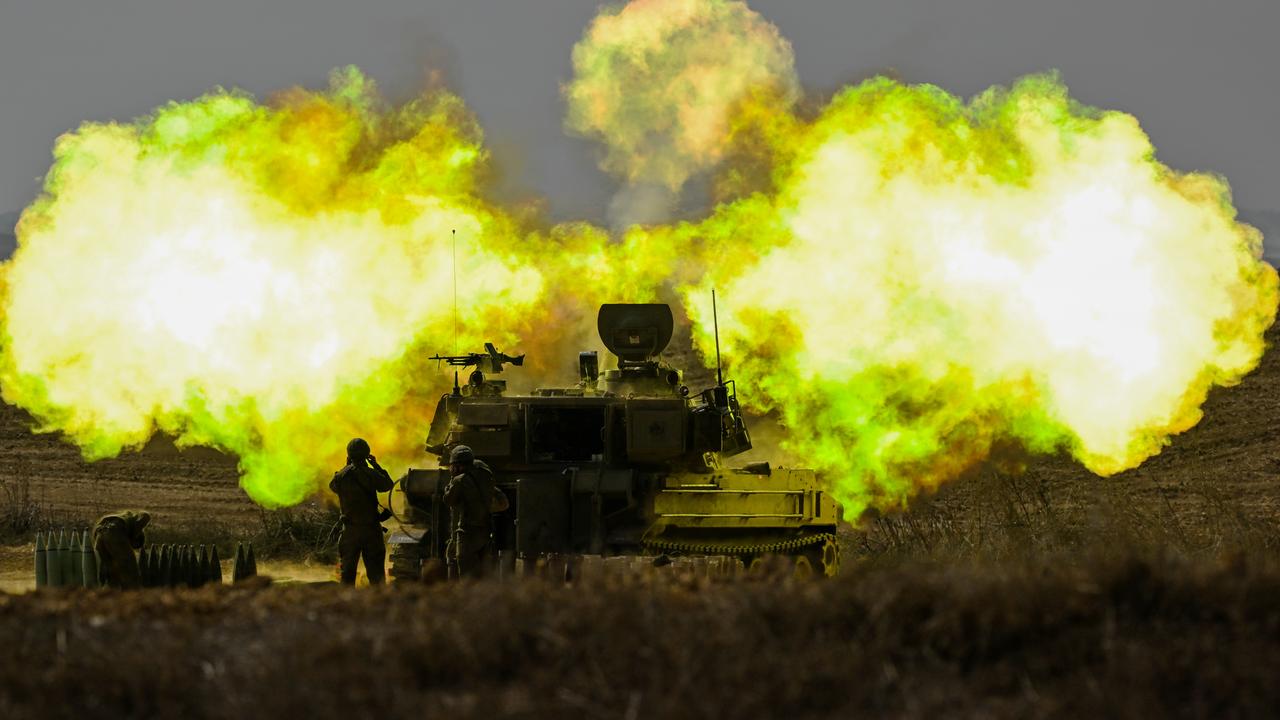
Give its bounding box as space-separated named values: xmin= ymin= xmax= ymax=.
xmin=1 ymin=0 xmax=1277 ymax=231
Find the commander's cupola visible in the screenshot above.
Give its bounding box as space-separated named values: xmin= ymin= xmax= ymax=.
xmin=595 ymin=304 xmax=686 ymax=398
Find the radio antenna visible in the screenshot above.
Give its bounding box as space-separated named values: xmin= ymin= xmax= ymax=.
xmin=713 ymin=288 xmax=723 ymax=387
xmin=452 ymin=228 xmax=458 ymax=355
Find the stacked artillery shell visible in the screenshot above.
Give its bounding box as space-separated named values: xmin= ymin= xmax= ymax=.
xmin=150 ymin=545 xmax=162 ymax=587
xmin=171 ymin=545 xmax=182 ymax=588
xmin=62 ymin=531 xmax=78 ymax=585
xmin=34 ymin=532 xmax=47 ymax=587
xmin=187 ymin=545 xmax=201 ymax=588
xmin=151 ymin=546 xmax=162 ymax=587
xmin=231 ymin=542 xmax=259 ymax=582
xmin=46 ymin=531 xmax=64 ymax=587
xmin=176 ymin=546 xmax=186 ymax=587
xmin=170 ymin=545 xmax=179 ymax=587
xmin=161 ymin=544 xmax=175 ymax=588
xmin=46 ymin=531 xmax=58 ymax=588
xmin=207 ymin=545 xmax=223 ymax=585
xmin=197 ymin=546 xmax=210 ymax=587
xmin=69 ymin=530 xmax=82 ymax=586
xmin=31 ymin=528 xmax=267 ymax=592
xmin=152 ymin=545 xmax=164 ymax=587
xmin=81 ymin=530 xmax=97 ymax=588
xmin=138 ymin=547 xmax=151 ymax=587
xmin=31 ymin=528 xmax=107 ymax=588
xmin=172 ymin=545 xmax=181 ymax=587
xmin=149 ymin=546 xmax=161 ymax=587
xmin=63 ymin=527 xmax=75 ymax=584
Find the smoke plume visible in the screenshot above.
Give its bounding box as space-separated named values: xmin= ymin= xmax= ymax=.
xmin=1 ymin=69 xmax=545 ymax=506
xmin=564 ymin=0 xmax=799 ymax=226
xmin=1 ymin=2 xmax=1275 ymax=520
xmin=678 ymin=75 xmax=1277 ymax=516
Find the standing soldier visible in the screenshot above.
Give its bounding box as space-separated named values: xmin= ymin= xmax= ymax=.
xmin=443 ymin=445 xmax=509 ymax=579
xmin=92 ymin=510 xmax=150 ymax=589
xmin=330 ymin=438 xmax=395 ymax=585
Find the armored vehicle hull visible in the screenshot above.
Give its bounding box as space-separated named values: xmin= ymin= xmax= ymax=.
xmin=389 ymin=303 xmax=841 ymax=578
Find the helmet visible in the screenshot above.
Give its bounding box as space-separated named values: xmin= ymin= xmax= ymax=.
xmin=449 ymin=444 xmax=474 ymax=465
xmin=347 ymin=437 xmax=371 ymax=462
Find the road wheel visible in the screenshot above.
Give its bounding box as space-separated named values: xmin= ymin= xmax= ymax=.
xmin=802 ymin=538 xmax=840 ymax=578
xmin=820 ymin=538 xmax=840 ymax=577
xmin=792 ymin=553 xmax=815 ymax=579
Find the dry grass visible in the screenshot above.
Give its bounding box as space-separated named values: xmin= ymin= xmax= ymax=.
xmin=0 ymin=474 xmax=47 ymax=541
xmin=0 ymin=467 xmax=93 ymax=542
xmin=251 ymin=503 xmax=341 ymax=562
xmin=2 ymin=552 xmax=1279 ymax=720
xmin=852 ymin=466 xmax=1280 ymax=563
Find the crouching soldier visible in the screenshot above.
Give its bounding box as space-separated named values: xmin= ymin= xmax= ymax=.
xmin=443 ymin=445 xmax=509 ymax=579
xmin=330 ymin=438 xmax=395 ymax=585
xmin=92 ymin=510 xmax=150 ymax=589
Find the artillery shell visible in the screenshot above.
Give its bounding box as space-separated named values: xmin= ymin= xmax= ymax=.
xmin=34 ymin=532 xmax=46 ymax=588
xmin=46 ymin=531 xmax=64 ymax=588
xmin=81 ymin=530 xmax=97 ymax=588
xmin=207 ymin=545 xmax=223 ymax=585
xmin=161 ymin=545 xmax=174 ymax=587
xmin=187 ymin=546 xmax=200 ymax=588
xmin=196 ymin=545 xmax=208 ymax=588
xmin=245 ymin=543 xmax=257 ymax=578
xmin=138 ymin=547 xmax=150 ymax=587
xmin=62 ymin=530 xmax=80 ymax=587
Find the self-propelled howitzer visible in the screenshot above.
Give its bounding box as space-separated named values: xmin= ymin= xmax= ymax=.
xmin=388 ymin=303 xmax=841 ymax=578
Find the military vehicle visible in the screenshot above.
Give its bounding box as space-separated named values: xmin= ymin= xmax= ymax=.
xmin=387 ymin=302 xmax=841 ymax=578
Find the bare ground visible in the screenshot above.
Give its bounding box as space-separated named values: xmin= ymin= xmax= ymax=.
xmin=0 ymin=409 xmax=254 ymax=532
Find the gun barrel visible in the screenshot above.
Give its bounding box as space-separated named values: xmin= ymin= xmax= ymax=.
xmin=431 ymin=346 xmax=523 ymax=371
xmin=429 ymin=353 xmax=482 ymax=366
